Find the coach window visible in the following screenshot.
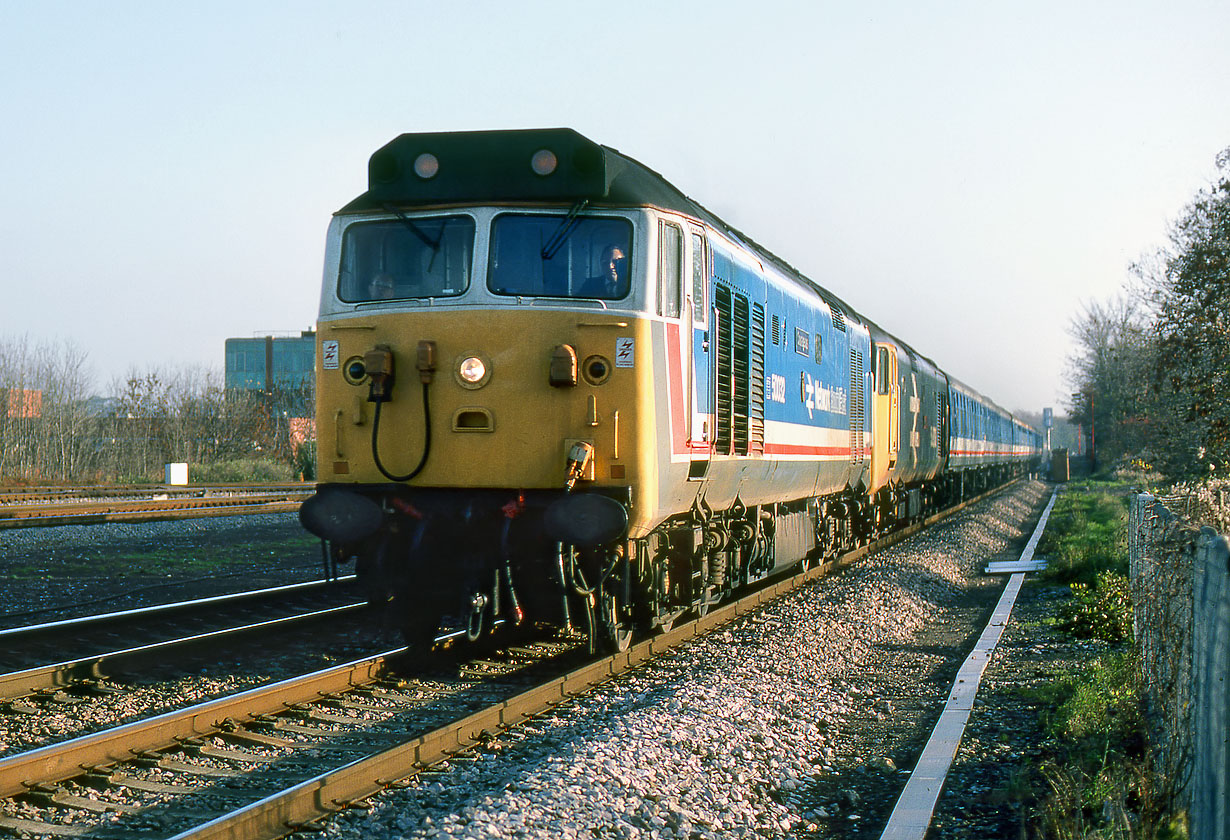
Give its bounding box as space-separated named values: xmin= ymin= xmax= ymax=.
xmin=690 ymin=231 xmax=707 ymax=325
xmin=658 ymin=221 xmax=683 ymax=318
xmin=876 ymin=347 xmax=891 ymax=395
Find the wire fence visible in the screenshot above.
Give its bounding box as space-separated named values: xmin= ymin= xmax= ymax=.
xmin=1130 ymin=494 xmax=1230 ymax=840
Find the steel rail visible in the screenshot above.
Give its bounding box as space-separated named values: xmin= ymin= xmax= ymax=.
xmin=0 ymin=497 xmax=303 ymax=529
xmin=0 ymin=652 xmax=399 ymax=799
xmin=0 ymin=576 xmax=357 ymax=642
xmin=3 ymin=493 xmax=305 ymax=516
xmin=170 ymin=556 xmax=895 ymax=839
xmin=0 ymin=483 xmax=311 ymax=504
xmin=0 ymin=602 xmax=369 ymax=700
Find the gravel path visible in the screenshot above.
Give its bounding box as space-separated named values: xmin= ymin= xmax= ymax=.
xmin=927 ymin=581 xmax=1099 ymax=838
xmin=316 ymin=479 xmax=1051 ymax=840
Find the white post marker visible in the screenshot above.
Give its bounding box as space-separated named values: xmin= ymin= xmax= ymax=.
xmin=879 ymin=489 xmax=1059 ymax=840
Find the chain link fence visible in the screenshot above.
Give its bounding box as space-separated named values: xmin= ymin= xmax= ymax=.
xmin=1130 ymin=494 xmax=1230 ymax=840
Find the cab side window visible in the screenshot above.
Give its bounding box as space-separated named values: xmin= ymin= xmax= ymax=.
xmin=658 ymin=221 xmax=683 ymax=318
xmin=690 ymin=231 xmax=707 ymax=325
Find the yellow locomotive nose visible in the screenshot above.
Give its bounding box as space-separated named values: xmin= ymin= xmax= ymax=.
xmin=317 ymin=309 xmax=640 ymax=495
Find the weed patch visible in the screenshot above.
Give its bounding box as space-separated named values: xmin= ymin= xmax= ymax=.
xmin=190 ymin=458 xmax=298 ymax=483
xmin=1029 ymin=648 xmax=1186 ymax=838
xmin=1057 ymin=571 xmax=1133 ymax=643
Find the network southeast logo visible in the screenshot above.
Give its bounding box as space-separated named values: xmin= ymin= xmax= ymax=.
xmin=767 ymin=373 xmax=847 ymax=418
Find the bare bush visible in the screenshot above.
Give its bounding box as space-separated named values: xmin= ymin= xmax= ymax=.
xmin=104 ymin=366 xmax=312 ymax=482
xmin=0 ymin=335 xmax=314 ymax=484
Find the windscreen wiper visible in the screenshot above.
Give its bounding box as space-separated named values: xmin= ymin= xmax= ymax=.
xmin=384 ymin=204 xmax=443 ymax=250
xmin=384 ymin=204 xmax=448 ymax=273
xmin=540 ymin=199 xmax=589 ymax=260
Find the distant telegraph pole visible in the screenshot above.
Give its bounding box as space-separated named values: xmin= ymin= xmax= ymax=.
xmin=1089 ymin=392 xmax=1096 ymax=473
xmin=1070 ymin=392 xmax=1095 ymax=472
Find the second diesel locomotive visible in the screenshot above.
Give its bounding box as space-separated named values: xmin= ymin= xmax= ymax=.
xmin=299 ymin=129 xmax=1042 ymax=651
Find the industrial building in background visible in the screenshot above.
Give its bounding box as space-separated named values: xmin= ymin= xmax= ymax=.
xmin=224 ymin=331 xmax=317 ymax=451
xmin=225 ymin=331 xmax=316 ymax=394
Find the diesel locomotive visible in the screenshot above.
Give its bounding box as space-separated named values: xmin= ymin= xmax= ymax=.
xmin=299 ymin=128 xmax=1042 ymax=652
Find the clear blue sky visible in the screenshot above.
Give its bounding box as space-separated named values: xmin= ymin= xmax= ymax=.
xmin=3 ymin=1 xmax=1228 ymax=414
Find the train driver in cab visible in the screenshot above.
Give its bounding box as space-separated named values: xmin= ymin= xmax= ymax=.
xmin=368 ymin=272 xmax=398 ymax=300
xmin=580 ymin=244 xmax=628 ymax=298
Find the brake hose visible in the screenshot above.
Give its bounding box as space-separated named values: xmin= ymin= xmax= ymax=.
xmin=371 ymin=380 xmax=431 ymax=481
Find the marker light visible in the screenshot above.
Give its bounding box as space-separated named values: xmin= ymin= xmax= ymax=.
xmin=530 ymin=149 xmax=558 ymax=176
xmin=457 ymin=355 xmax=489 ymax=388
xmin=342 ymin=356 xmax=368 ymax=385
xmin=582 ymin=355 xmax=612 ymax=386
xmin=413 ymin=153 xmax=440 ymax=179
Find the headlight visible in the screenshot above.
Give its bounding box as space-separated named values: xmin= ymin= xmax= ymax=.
xmin=459 ymin=357 xmax=485 ymax=382
xmin=455 ymin=354 xmax=491 ymax=389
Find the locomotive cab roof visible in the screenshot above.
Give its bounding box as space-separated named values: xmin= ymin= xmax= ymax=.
xmin=339 ymin=128 xmax=706 ymax=217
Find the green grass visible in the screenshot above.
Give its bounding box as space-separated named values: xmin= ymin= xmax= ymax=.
xmin=1036 ymin=649 xmax=1141 ymax=742
xmin=1027 ymin=649 xmax=1187 ymax=839
xmin=14 ymin=531 xmax=321 ymax=580
xmin=190 ymin=457 xmax=299 ymax=483
xmin=1039 ymin=492 xmax=1129 ymax=586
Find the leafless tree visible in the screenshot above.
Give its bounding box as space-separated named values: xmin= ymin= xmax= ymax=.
xmin=0 ymin=336 xmax=97 ymax=482
xmin=0 ymin=335 xmax=315 ymax=484
xmin=1064 ymin=295 xmax=1160 ymax=468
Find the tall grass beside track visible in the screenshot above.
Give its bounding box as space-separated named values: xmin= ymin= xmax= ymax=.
xmin=1020 ymin=485 xmax=1186 ymax=839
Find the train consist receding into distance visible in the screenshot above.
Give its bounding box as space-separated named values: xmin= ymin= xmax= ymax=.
xmin=299 ymin=129 xmax=1042 ymax=652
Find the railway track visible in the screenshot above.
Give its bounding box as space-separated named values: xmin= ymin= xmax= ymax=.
xmin=0 ymin=485 xmax=310 ymax=530
xmin=0 ymin=578 xmax=364 ymax=703
xmin=0 ymin=484 xmax=310 ymax=504
xmin=0 ymin=483 xmax=1018 ymax=839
